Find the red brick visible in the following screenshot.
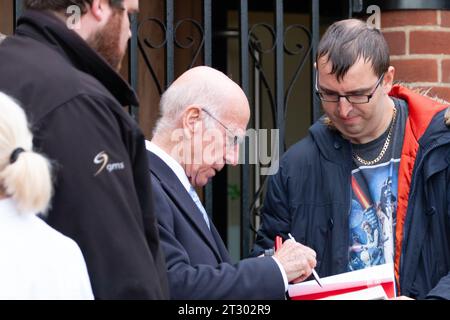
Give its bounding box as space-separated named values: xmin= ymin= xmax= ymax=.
xmin=391 ymin=59 xmax=438 ymax=82
xmin=443 ymin=60 xmax=450 ymax=83
xmin=382 ymin=10 xmax=437 ymax=28
xmin=441 ymin=10 xmax=450 ymax=27
xmin=424 ymin=87 xmax=450 ymax=103
xmin=383 ymin=31 xmax=406 ymax=55
xmin=410 ymin=31 xmax=450 ymax=54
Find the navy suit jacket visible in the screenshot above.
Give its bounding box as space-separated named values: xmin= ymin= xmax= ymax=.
xmin=148 ymin=151 xmax=285 ymax=299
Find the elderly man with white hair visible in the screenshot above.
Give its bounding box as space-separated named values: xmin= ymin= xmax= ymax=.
xmin=147 ymin=66 xmax=318 ymax=299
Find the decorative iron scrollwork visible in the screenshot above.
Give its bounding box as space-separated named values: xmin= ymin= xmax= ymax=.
xmin=249 ymin=23 xmax=277 ymax=54
xmin=284 ymin=24 xmax=312 ymax=115
xmin=247 ymin=23 xmax=312 ymax=234
xmin=137 ymin=17 xmax=206 ymax=94
xmin=248 ymin=23 xmax=277 ymax=127
xmin=138 ymin=17 xmax=167 ymax=95
xmin=174 ymin=18 xmax=205 ymax=70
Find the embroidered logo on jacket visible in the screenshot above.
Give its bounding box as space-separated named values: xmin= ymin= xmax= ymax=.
xmin=93 ymin=151 xmax=125 ymax=176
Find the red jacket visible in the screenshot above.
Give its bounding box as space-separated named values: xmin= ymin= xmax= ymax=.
xmin=390 ymin=85 xmax=447 ymax=290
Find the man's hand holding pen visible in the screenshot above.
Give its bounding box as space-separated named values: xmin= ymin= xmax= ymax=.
xmin=273 ymin=238 xmax=317 ymax=284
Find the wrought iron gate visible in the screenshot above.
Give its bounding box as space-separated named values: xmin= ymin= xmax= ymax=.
xmin=10 ymin=0 xmax=350 ymax=258
xmin=132 ymin=0 xmax=323 ymax=258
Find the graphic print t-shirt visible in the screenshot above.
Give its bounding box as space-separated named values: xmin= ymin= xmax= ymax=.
xmin=348 ymin=98 xmax=407 ymax=272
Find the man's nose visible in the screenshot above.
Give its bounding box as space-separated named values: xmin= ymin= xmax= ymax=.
xmin=337 ymin=97 xmax=353 ymax=118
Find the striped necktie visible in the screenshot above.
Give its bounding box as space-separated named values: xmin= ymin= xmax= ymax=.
xmin=189 ymin=186 xmax=211 ymax=230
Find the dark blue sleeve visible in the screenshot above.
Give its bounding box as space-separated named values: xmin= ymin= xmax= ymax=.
xmin=426 ymin=271 xmax=450 ymax=299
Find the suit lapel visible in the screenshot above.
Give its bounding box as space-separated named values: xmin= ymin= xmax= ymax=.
xmin=209 ymin=223 xmax=232 ymax=263
xmin=148 ymin=151 xmax=222 ymax=260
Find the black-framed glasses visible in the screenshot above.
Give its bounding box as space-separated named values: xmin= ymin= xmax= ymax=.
xmin=315 ymin=73 xmax=385 ymax=104
xmin=110 ymin=0 xmax=126 ymax=10
xmin=202 ymin=109 xmax=241 ymax=146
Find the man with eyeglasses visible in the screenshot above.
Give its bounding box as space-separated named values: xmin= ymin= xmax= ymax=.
xmin=252 ymin=19 xmax=450 ymax=300
xmin=147 ymin=66 xmax=317 ymax=299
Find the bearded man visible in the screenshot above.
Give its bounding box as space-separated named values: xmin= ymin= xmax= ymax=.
xmin=0 ymin=0 xmax=169 ymax=299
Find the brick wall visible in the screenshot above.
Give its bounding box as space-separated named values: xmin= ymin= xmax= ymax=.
xmin=382 ymin=10 xmax=450 ymax=102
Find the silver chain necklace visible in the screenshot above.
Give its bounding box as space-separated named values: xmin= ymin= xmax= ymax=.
xmin=353 ymin=107 xmax=397 ymax=166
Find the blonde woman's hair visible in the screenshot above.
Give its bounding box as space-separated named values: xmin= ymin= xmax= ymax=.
xmin=0 ymin=92 xmax=53 ymax=214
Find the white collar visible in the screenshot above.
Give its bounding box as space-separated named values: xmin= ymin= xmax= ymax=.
xmin=0 ymin=197 xmax=17 ymax=212
xmin=145 ymin=140 xmax=192 ymax=193
xmin=0 ymin=197 xmax=30 ymax=218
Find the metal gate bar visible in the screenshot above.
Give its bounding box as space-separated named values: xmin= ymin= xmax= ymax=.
xmin=14 ymin=0 xmax=23 ymax=25
xmin=239 ymin=0 xmax=250 ymax=257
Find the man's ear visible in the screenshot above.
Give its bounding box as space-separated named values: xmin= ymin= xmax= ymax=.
xmin=382 ymin=66 xmax=395 ymax=94
xmin=89 ymin=0 xmax=108 ymax=22
xmin=182 ymin=106 xmax=202 ymax=138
